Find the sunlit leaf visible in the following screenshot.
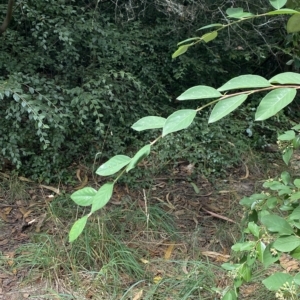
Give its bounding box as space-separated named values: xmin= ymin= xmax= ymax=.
xmin=201 ymin=31 xmax=218 ymax=43
xmin=69 ymin=215 xmax=88 ymax=242
xmin=91 ymin=182 xmax=114 ymax=213
xmin=287 ymin=14 xmax=300 ymax=33
xmin=218 ymin=75 xmax=271 ymax=91
xmin=197 ymin=23 xmax=223 ymax=30
xmin=172 ymin=44 xmax=190 ymax=59
xmin=255 ymin=88 xmax=296 ymax=121
xmin=266 ymin=8 xmax=299 ymax=14
xmin=162 ymin=109 xmax=197 ymax=137
xmin=208 ymin=94 xmax=248 ymax=123
xmin=269 ymin=72 xmax=300 ymax=84
xmin=71 ymin=187 xmax=97 ymax=206
xmin=131 ymin=116 xmax=166 ymax=131
xmin=126 ymin=144 xmax=151 ymax=172
xmin=278 ymin=130 xmax=295 ymax=140
xmin=273 ymin=236 xmax=300 ymax=252
xmin=96 ymin=155 xmax=131 ymax=176
xmin=269 ymin=0 xmax=287 ymax=9
xmin=262 ymin=273 xmax=293 ymax=291
xmin=177 ymin=85 xmax=222 ymax=100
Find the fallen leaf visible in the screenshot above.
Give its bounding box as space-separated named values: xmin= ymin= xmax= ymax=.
xmin=133 ymin=289 xmax=143 ymax=300
xmin=35 ymin=213 xmax=47 ymax=232
xmin=74 ymin=175 xmax=88 ymax=190
xmin=39 ymin=184 xmax=60 ymax=195
xmin=0 ymin=210 xmax=9 ymax=222
xmin=153 ymin=276 xmax=162 ymax=284
xmin=201 ymin=251 xmax=230 ymax=262
xmin=164 ymin=243 xmax=175 ymax=260
xmin=0 ymin=239 xmax=9 ymax=246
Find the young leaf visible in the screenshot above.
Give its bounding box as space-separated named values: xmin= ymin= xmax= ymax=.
xmin=162 ymin=109 xmax=197 ymax=137
xmin=91 ymin=182 xmax=114 ymax=213
xmin=269 ymin=72 xmax=300 ymax=84
xmin=172 ymin=44 xmax=190 ymax=59
xmin=278 ymin=130 xmax=295 ymax=140
xmin=273 ymin=235 xmax=300 ymax=252
xmin=283 ymin=147 xmax=293 ymax=165
xmin=126 ymin=144 xmax=151 ymax=172
xmin=177 ymin=85 xmax=222 ymax=100
xmin=269 ymin=0 xmax=287 ymax=9
xmin=201 ymin=31 xmax=218 ymax=43
xmin=262 ymin=272 xmax=293 ymax=291
xmin=131 ymin=116 xmax=166 ymax=131
xmin=255 ymin=88 xmax=296 ymax=121
xmin=208 ymin=94 xmax=248 ymax=123
xmin=291 ymin=246 xmax=300 ymax=259
xmin=218 ymin=75 xmax=271 ymax=92
xmin=69 ymin=215 xmax=88 ymax=242
xmin=287 ymin=14 xmax=300 ymax=33
xmin=96 ymin=155 xmax=131 ymax=176
xmin=261 ymin=214 xmax=294 ymax=235
xmin=266 ymin=8 xmax=298 ymax=14
xmin=197 ymin=23 xmax=223 ymax=31
xmin=71 ymin=187 xmax=97 ymax=206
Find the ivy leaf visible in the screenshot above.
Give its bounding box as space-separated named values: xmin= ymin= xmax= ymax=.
xmin=269 ymin=72 xmax=300 ymax=84
xmin=177 ymin=85 xmax=222 ymax=100
xmin=126 ymin=144 xmax=151 ymax=172
xmin=218 ymin=75 xmax=271 ymax=91
xmin=278 ymin=130 xmax=295 ymax=140
xmin=131 ymin=116 xmax=166 ymax=131
xmin=162 ymin=109 xmax=197 ymax=137
xmin=262 ymin=272 xmax=293 ymax=291
xmin=269 ymin=0 xmax=287 ymax=9
xmin=71 ymin=187 xmax=97 ymax=206
xmin=69 ymin=215 xmax=88 ymax=242
xmin=255 ymin=88 xmax=296 ymax=121
xmin=273 ymin=236 xmax=300 ymax=252
xmin=266 ymin=8 xmax=298 ymax=14
xmin=91 ymin=182 xmax=114 ymax=213
xmin=287 ymin=14 xmax=300 ymax=33
xmin=172 ymin=44 xmax=190 ymax=59
xmin=96 ymin=155 xmax=131 ymax=176
xmin=208 ymin=94 xmax=248 ymax=123
xmin=201 ymin=31 xmax=218 ymax=43
xmin=197 ymin=23 xmax=223 ymax=30
xmin=261 ymin=214 xmax=294 ymax=235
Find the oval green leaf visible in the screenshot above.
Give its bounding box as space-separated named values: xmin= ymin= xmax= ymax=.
xmin=269 ymin=0 xmax=287 ymax=9
xmin=201 ymin=31 xmax=218 ymax=43
xmin=162 ymin=109 xmax=197 ymax=137
xmin=283 ymin=147 xmax=293 ymax=165
xmin=287 ymin=14 xmax=300 ymax=33
xmin=208 ymin=94 xmax=248 ymax=123
xmin=255 ymin=88 xmax=296 ymax=121
xmin=273 ymin=235 xmax=300 ymax=252
xmin=269 ymin=72 xmax=300 ymax=84
xmin=263 ymin=243 xmax=281 ymax=268
xmin=172 ymin=44 xmax=190 ymax=59
xmin=278 ymin=130 xmax=295 ymax=140
xmin=226 ymin=7 xmax=254 ymax=18
xmin=266 ymin=8 xmax=298 ymax=15
xmin=131 ymin=116 xmax=166 ymax=131
xmin=261 ymin=214 xmax=294 ymax=235
xmin=126 ymin=144 xmax=151 ymax=172
xmin=197 ymin=23 xmax=223 ymax=31
xmin=71 ymin=187 xmax=97 ymax=206
xmin=218 ymin=75 xmax=271 ymax=92
xmin=69 ymin=215 xmax=88 ymax=242
xmin=177 ymin=85 xmax=222 ymax=100
xmin=96 ymin=155 xmax=131 ymax=176
xmin=91 ymin=182 xmax=114 ymax=213
xmin=262 ymin=272 xmax=293 ymax=291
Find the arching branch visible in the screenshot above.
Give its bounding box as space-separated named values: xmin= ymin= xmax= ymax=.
xmin=0 ymin=0 xmax=14 ymax=35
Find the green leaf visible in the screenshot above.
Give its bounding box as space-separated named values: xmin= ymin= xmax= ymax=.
xmin=278 ymin=130 xmax=296 ymax=140
xmin=222 ymin=290 xmax=237 ymax=300
xmin=197 ymin=23 xmax=224 ymax=30
xmin=218 ymin=75 xmax=271 ymax=92
xmin=162 ymin=109 xmax=197 ymax=137
xmin=240 ymin=264 xmax=251 ymax=282
xmin=126 ymin=144 xmax=151 ymax=172
xmin=221 ymin=263 xmax=241 ymax=271
xmin=255 ymin=88 xmax=296 ymax=121
xmin=177 ymin=37 xmax=200 ymax=46
xmin=131 ymin=116 xmax=166 ymax=131
xmin=91 ymin=182 xmax=114 ymax=213
xmin=266 ymin=8 xmax=299 ymax=14
xmin=262 ymin=272 xmax=293 ymax=291
xmin=96 ymin=155 xmax=131 ymax=176
xmin=269 ymin=0 xmax=287 ymax=9
xmin=232 ymin=241 xmax=255 ymax=251
xmin=274 ymin=236 xmax=300 ymax=252
xmin=261 ymin=214 xmax=294 ymax=235
xmin=190 ymin=182 xmax=200 ymax=194
xmin=201 ymin=31 xmax=218 ymax=43
xmin=269 ymin=72 xmax=300 ymax=84
xmin=294 ymin=179 xmax=300 ymax=188
xmin=69 ymin=215 xmax=88 ymax=242
xmin=291 ymin=246 xmax=300 ymax=259
xmin=283 ymin=147 xmax=293 ymax=165
xmin=289 ymin=206 xmax=300 ymax=220
xmin=256 ymin=241 xmax=266 ymax=262
xmin=292 ymin=124 xmax=300 ymax=130
xmin=263 ymin=244 xmax=281 ymax=268
xmin=226 ymin=8 xmax=254 ymax=18
xmin=208 ymin=94 xmax=248 ymax=123
xmin=281 ymin=171 xmax=291 ymax=185
xmin=177 ymin=85 xmax=222 ymax=100
xmin=172 ymin=44 xmax=190 ymax=59
xmin=287 ymin=13 xmax=300 ymax=33
xmin=247 ymin=221 xmax=260 ymax=238
xmin=290 ymin=191 xmax=300 ymax=201
xmin=71 ymin=187 xmax=97 ymax=206
xmin=293 ymin=273 xmax=300 ymax=285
